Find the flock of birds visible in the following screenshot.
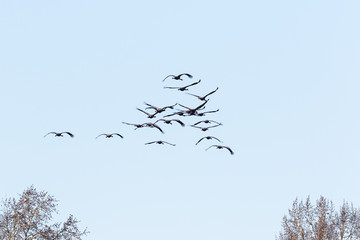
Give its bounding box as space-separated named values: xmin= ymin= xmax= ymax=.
xmin=44 ymin=73 xmax=234 ymax=155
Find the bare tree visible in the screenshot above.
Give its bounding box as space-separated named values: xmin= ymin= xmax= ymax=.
xmin=277 ymin=196 xmax=360 ymax=240
xmin=0 ymin=185 xmax=88 ymax=240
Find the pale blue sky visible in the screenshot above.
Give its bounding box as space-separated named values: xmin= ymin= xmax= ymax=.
xmin=1 ymin=1 xmax=360 ymax=239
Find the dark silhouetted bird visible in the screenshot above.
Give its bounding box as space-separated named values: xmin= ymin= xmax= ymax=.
xmin=206 ymin=145 xmax=234 ymax=155
xmin=195 ymin=136 xmax=222 ymax=145
xmin=155 ymin=118 xmax=185 ymax=127
xmin=186 ymin=87 xmax=219 ymax=101
xmin=96 ymin=133 xmax=123 ymax=139
xmin=190 ymin=124 xmax=222 ymax=131
xmin=193 ymin=120 xmax=222 ymax=126
xmin=142 ymin=122 xmax=164 ymax=133
xmin=122 ymin=122 xmax=145 ymax=129
xmin=144 ymin=102 xmax=177 ymax=114
xmin=195 ymin=109 xmax=219 ymax=117
xmin=164 ymin=79 xmax=201 ymax=91
xmin=163 ymin=73 xmax=193 ymax=82
xmin=136 ymin=108 xmax=158 ymax=119
xmin=178 ymin=100 xmax=209 ymax=116
xmin=145 ymin=140 xmax=176 ymax=146
xmin=44 ymin=132 xmax=74 ymax=138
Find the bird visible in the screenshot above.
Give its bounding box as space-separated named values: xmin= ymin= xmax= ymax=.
xmin=195 ymin=136 xmax=222 ymax=145
xmin=163 ymin=111 xmax=187 ymax=118
xmin=164 ymin=79 xmax=201 ymax=91
xmin=145 ymin=140 xmax=176 ymax=146
xmin=195 ymin=109 xmax=219 ymax=117
xmin=155 ymin=118 xmax=185 ymax=127
xmin=136 ymin=108 xmax=158 ymax=119
xmin=96 ymin=133 xmax=123 ymax=139
xmin=192 ymin=120 xmax=222 ymax=126
xmin=206 ymin=145 xmax=234 ymax=155
xmin=122 ymin=122 xmax=145 ymax=129
xmin=162 ymin=73 xmax=193 ymax=82
xmin=44 ymin=132 xmax=74 ymax=138
xmin=186 ymin=87 xmax=219 ymax=101
xmin=177 ymin=100 xmax=209 ymax=116
xmin=142 ymin=122 xmax=164 ymax=133
xmin=190 ymin=124 xmax=222 ymax=131
xmin=144 ymin=102 xmax=177 ymax=114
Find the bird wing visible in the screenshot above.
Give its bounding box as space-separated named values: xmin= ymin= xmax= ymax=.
xmin=162 ymin=75 xmax=175 ymax=82
xmin=184 ymin=79 xmax=201 ymax=88
xmin=152 ymin=124 xmax=164 ymax=133
xmin=137 ymin=108 xmax=151 ymax=117
xmin=145 ymin=141 xmax=156 ymax=145
xmin=163 ymin=86 xmax=179 ymax=89
xmin=179 ymin=73 xmax=193 ymax=78
xmin=190 ymin=125 xmax=201 ymax=129
xmin=203 ymin=87 xmax=219 ymax=98
xmin=211 ymin=136 xmax=222 ymax=143
xmin=178 ymin=103 xmax=191 ymax=110
xmin=172 ymin=119 xmax=185 ymax=127
xmin=186 ymin=92 xmax=201 ymax=98
xmin=195 ymin=137 xmax=206 ymax=145
xmin=112 ymin=133 xmax=123 ymax=138
xmin=44 ymin=132 xmax=57 ymax=137
xmin=95 ymin=134 xmax=106 ymax=139
xmin=205 ymin=145 xmax=217 ymax=151
xmin=163 ymin=141 xmax=176 ymax=146
xmin=192 ymin=120 xmax=203 ymax=125
xmin=223 ymin=146 xmax=234 ymax=155
xmin=62 ymin=132 xmax=74 ymax=138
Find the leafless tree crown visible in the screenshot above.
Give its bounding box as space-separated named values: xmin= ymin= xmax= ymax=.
xmin=277 ymin=196 xmax=360 ymax=240
xmin=0 ymin=186 xmax=88 ymax=240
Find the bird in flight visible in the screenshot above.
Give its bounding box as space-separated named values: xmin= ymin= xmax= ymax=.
xmin=122 ymin=122 xmax=145 ymax=130
xmin=206 ymin=145 xmax=234 ymax=155
xmin=142 ymin=122 xmax=164 ymax=133
xmin=190 ymin=124 xmax=222 ymax=131
xmin=145 ymin=140 xmax=176 ymax=146
xmin=195 ymin=136 xmax=222 ymax=145
xmin=195 ymin=109 xmax=219 ymax=117
xmin=136 ymin=108 xmax=158 ymax=119
xmin=155 ymin=118 xmax=185 ymax=127
xmin=144 ymin=102 xmax=177 ymax=114
xmin=186 ymin=87 xmax=219 ymax=101
xmin=163 ymin=73 xmax=193 ymax=82
xmin=164 ymin=79 xmax=201 ymax=91
xmin=192 ymin=120 xmax=222 ymax=126
xmin=96 ymin=133 xmax=123 ymax=139
xmin=177 ymin=100 xmax=209 ymax=116
xmin=44 ymin=132 xmax=74 ymax=138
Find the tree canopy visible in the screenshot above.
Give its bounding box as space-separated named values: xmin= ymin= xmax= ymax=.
xmin=0 ymin=186 xmax=88 ymax=240
xmin=277 ymin=196 xmax=360 ymax=240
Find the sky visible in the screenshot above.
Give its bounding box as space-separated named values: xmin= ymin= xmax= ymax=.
xmin=1 ymin=1 xmax=360 ymax=239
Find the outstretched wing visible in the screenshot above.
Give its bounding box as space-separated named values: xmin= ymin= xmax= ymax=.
xmin=44 ymin=132 xmax=57 ymax=138
xmin=205 ymin=145 xmax=217 ymax=151
xmin=95 ymin=134 xmax=106 ymax=139
xmin=195 ymin=137 xmax=206 ymax=145
xmin=186 ymin=92 xmax=201 ymax=98
xmin=223 ymin=146 xmax=234 ymax=155
xmin=163 ymin=141 xmax=176 ymax=146
xmin=137 ymin=108 xmax=151 ymax=116
xmin=112 ymin=133 xmax=123 ymax=138
xmin=210 ymin=136 xmax=222 ymax=143
xmin=152 ymin=123 xmax=164 ymax=133
xmin=179 ymin=73 xmax=193 ymax=78
xmin=184 ymin=79 xmax=201 ymax=88
xmin=163 ymin=86 xmax=179 ymax=90
xmin=172 ymin=119 xmax=185 ymax=127
xmin=203 ymin=87 xmax=219 ymax=98
xmin=62 ymin=132 xmax=74 ymax=138
xmin=162 ymin=75 xmax=175 ymax=82
xmin=145 ymin=141 xmax=156 ymax=145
